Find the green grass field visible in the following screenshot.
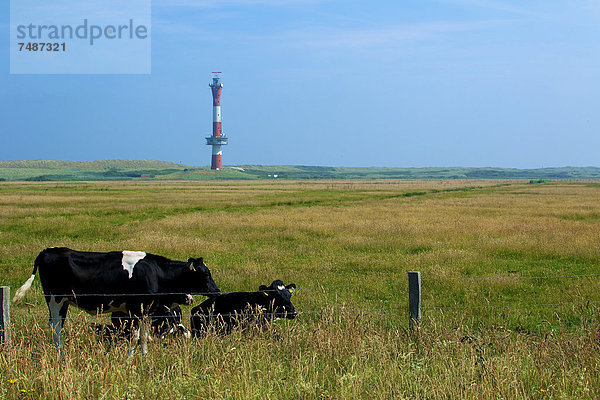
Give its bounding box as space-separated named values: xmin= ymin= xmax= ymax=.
xmin=1 ymin=180 xmax=599 ymax=399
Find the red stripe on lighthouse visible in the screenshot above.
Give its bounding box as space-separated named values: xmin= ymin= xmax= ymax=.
xmin=213 ymin=122 xmax=222 ymax=137
xmin=211 ymin=86 xmax=222 ymax=106
xmin=211 ymin=154 xmax=223 ymax=170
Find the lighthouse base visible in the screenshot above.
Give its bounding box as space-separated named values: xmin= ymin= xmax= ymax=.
xmin=211 ymin=154 xmax=223 ymax=170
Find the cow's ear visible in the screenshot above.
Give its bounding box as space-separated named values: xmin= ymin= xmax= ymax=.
xmin=259 ymin=285 xmax=269 ymax=296
xmin=188 ymin=259 xmax=195 ymax=271
xmin=286 ymin=283 xmax=296 ymax=294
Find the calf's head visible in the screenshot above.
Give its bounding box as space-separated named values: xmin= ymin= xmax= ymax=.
xmin=186 ymin=257 xmax=220 ymax=296
xmin=259 ymin=280 xmax=297 ymax=319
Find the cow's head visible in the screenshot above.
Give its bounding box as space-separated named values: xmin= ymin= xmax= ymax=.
xmin=187 ymin=257 xmax=220 ymax=297
xmin=259 ymin=280 xmax=297 ymax=319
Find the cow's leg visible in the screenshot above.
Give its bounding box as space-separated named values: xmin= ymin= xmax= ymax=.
xmin=126 ymin=303 xmax=151 ymax=358
xmin=125 ymin=313 xmax=141 ymax=359
xmin=139 ymin=318 xmax=149 ymax=356
xmin=126 ymin=328 xmax=139 ymax=359
xmin=47 ymin=295 xmax=69 ymax=354
xmin=126 ymin=319 xmax=150 ymax=358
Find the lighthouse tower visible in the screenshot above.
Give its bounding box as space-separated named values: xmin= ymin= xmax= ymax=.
xmin=206 ymin=72 xmax=228 ymax=170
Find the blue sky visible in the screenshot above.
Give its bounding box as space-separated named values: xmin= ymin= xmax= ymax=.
xmin=1 ymin=0 xmax=599 ymax=168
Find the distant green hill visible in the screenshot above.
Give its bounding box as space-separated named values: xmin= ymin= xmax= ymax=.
xmin=232 ymin=165 xmax=600 ymax=180
xmin=0 ymin=160 xmax=599 ymax=181
xmin=0 ymin=159 xmax=185 ymax=170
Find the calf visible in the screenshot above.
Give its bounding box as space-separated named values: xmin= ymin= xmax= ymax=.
xmin=190 ymin=280 xmax=297 ymax=336
xmin=105 ymin=305 xmax=190 ymax=340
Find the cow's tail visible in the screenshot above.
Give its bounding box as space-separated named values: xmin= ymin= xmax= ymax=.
xmin=13 ymin=259 xmax=39 ymax=303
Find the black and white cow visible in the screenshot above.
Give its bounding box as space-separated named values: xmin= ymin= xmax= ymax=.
xmin=190 ymin=280 xmax=297 ymax=336
xmin=13 ymin=247 xmax=220 ymax=354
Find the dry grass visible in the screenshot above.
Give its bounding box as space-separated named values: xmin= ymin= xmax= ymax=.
xmin=1 ymin=180 xmax=600 ymax=398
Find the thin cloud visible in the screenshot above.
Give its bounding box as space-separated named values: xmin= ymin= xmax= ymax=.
xmin=436 ymin=0 xmax=593 ymax=21
xmin=437 ymin=0 xmax=538 ymax=15
xmin=152 ymin=0 xmax=324 ymax=8
xmin=150 ymin=17 xmax=511 ymax=49
xmin=287 ymin=20 xmax=510 ymax=48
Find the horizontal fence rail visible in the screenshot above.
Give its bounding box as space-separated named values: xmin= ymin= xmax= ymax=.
xmin=10 ymin=272 xmax=600 ymax=299
xmin=423 ymin=300 xmax=600 ymax=310
xmin=7 ymin=299 xmax=600 ymax=322
xmin=422 ymin=273 xmax=600 ymax=281
xmin=8 ymin=299 xmax=600 ymax=320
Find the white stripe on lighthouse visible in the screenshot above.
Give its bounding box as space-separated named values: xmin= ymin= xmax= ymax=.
xmin=212 ymin=145 xmax=222 ymax=155
xmin=213 ymin=106 xmax=221 ymax=122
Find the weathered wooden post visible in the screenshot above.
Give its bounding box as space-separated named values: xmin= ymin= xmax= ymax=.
xmin=0 ymin=286 xmax=10 ymax=346
xmin=408 ymin=272 xmax=421 ymax=331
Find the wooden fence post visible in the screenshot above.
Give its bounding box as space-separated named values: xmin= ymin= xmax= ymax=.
xmin=0 ymin=286 xmax=9 ymax=346
xmin=408 ymin=272 xmax=421 ymax=330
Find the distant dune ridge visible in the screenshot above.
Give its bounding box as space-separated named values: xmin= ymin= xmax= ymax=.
xmin=0 ymin=159 xmax=185 ymax=170
xmin=0 ymin=160 xmax=599 ymax=181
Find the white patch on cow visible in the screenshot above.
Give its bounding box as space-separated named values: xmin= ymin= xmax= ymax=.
xmin=121 ymin=251 xmax=146 ymax=279
xmin=277 ymin=285 xmax=285 ymax=291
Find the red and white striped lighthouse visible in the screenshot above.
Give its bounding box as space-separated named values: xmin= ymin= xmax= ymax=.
xmin=206 ymin=72 xmax=228 ymax=170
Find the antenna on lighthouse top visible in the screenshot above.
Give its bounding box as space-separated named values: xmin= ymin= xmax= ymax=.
xmin=210 ymin=72 xmax=223 ymax=88
xmin=211 ymin=72 xmax=222 ymax=84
